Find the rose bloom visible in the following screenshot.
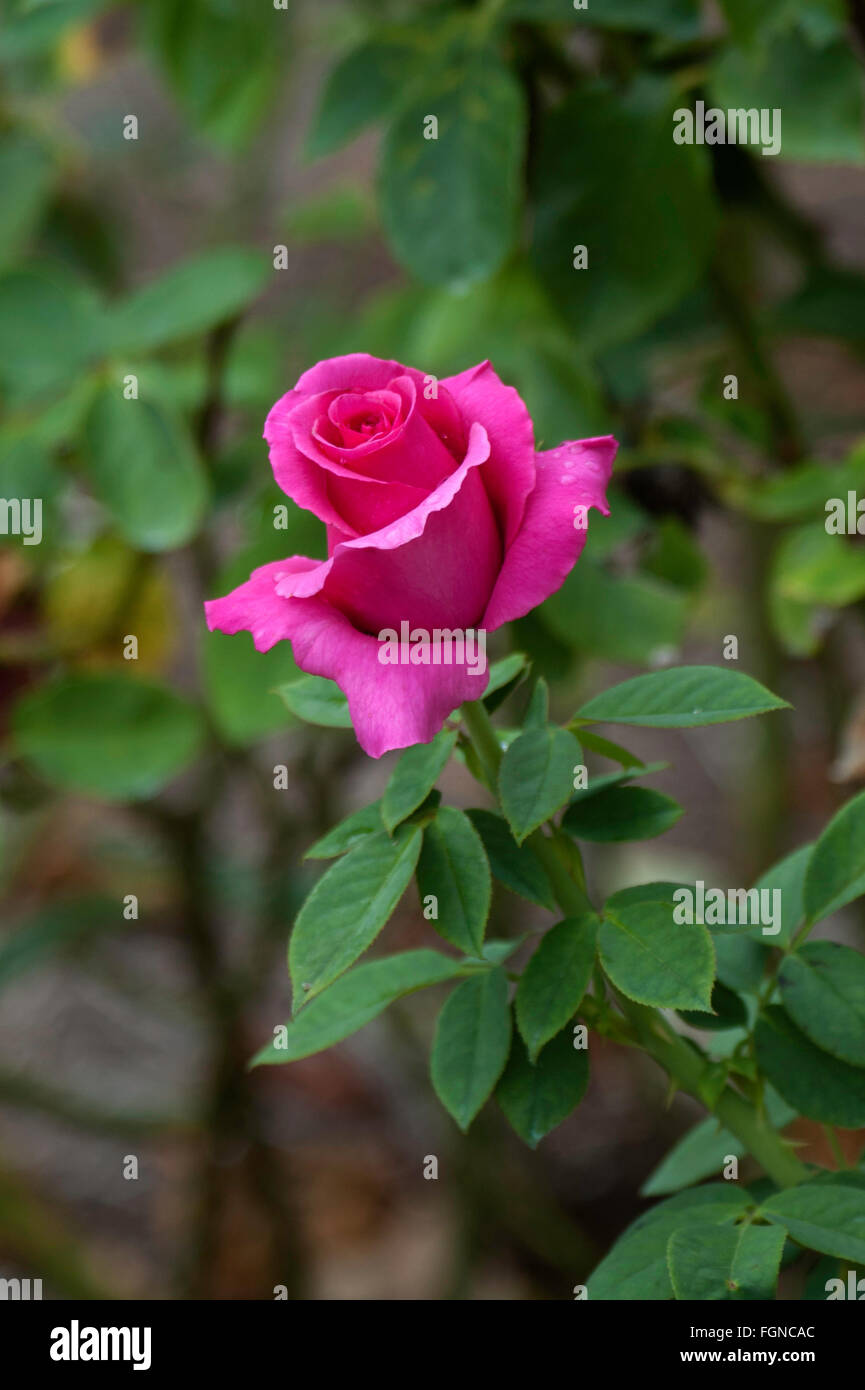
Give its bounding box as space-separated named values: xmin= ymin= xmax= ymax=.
xmin=205 ymin=354 xmax=616 ymax=757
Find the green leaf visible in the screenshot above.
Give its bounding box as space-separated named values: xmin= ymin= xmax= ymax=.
xmin=503 ymin=0 xmax=700 ymax=31
xmin=382 ymin=730 xmax=457 ymax=833
xmin=768 ymin=589 xmax=822 ymax=660
xmin=718 ymin=0 xmax=846 ymax=48
xmin=146 ymin=0 xmax=283 ymax=149
xmin=481 ymin=938 xmax=525 ymax=966
xmin=713 ymin=934 xmax=770 ymax=994
xmin=677 ymin=980 xmax=748 ymax=1032
xmin=541 ymin=560 xmax=689 ymax=666
xmin=306 ymin=29 xmax=424 ymax=158
xmin=760 ymin=1180 xmax=865 ymax=1264
xmin=752 ymin=843 xmax=811 ymax=946
xmin=667 ymin=1224 xmax=786 ymax=1301
xmin=84 ymin=390 xmax=207 ymax=551
xmin=11 ymin=674 xmax=205 ymax=801
xmin=416 ymin=807 xmax=491 ymax=956
xmin=532 ymin=76 xmax=716 ymax=351
xmin=252 ymin=949 xmax=464 ymax=1065
xmin=587 ymin=1186 xmax=749 ymax=1300
xmin=563 ymin=785 xmax=682 ymax=842
xmin=379 ymin=46 xmax=525 ymax=289
xmin=775 ymin=268 xmax=865 ymax=348
xmin=108 ymin=247 xmax=269 ymax=353
xmin=408 ymin=261 xmax=608 ymax=445
xmin=724 ymin=458 xmax=853 ymax=521
xmin=430 ymin=966 xmax=511 ymax=1131
xmin=577 ymin=665 xmax=789 ymax=728
xmin=465 ymin=808 xmax=555 ymax=910
xmin=567 ymin=761 xmax=669 ymax=807
xmin=755 ymin=1006 xmax=865 ymax=1126
xmin=498 ymin=725 xmax=582 ymax=844
xmin=0 ymin=268 xmax=102 ymax=404
xmin=0 ymin=435 xmax=63 ymax=543
xmin=769 ymin=528 xmax=865 ymax=659
xmin=712 ymin=28 xmax=864 ymax=164
xmin=0 ymin=897 xmax=121 ymax=991
xmin=289 ymin=825 xmax=422 ymax=1002
xmin=645 ymin=1121 xmax=744 ymax=1198
xmin=641 ymin=1090 xmax=796 ymax=1197
xmin=524 ymin=678 xmax=549 ymax=730
xmin=643 ymin=517 xmax=708 ymax=594
xmin=305 ymin=802 xmax=384 ymax=860
xmin=0 ymin=133 xmax=53 ymax=270
xmin=484 ymin=652 xmax=528 ymax=700
xmin=516 ymin=915 xmax=598 ymax=1061
xmin=804 ymin=1254 xmax=848 ymax=1300
xmin=201 ymin=628 xmax=298 ymax=745
xmin=804 ymin=789 xmax=865 ymax=922
xmin=497 ymin=1027 xmax=589 ymax=1148
xmin=576 ymin=493 xmax=649 ymax=559
xmin=0 ymin=0 xmax=106 ymax=62
xmin=577 ymin=729 xmax=647 ymax=768
xmin=773 ymin=524 xmax=865 ymax=608
xmin=282 ymin=182 xmax=374 ymax=245
xmin=277 ymin=675 xmax=352 ymax=728
xmin=600 ymin=901 xmax=714 ymax=1011
xmin=605 ymin=881 xmax=690 ymax=913
xmin=778 ymin=942 xmax=865 ymax=1067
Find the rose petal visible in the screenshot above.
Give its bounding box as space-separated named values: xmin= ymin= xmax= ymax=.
xmin=327 ymin=389 xmax=400 ymax=447
xmin=482 ymin=435 xmax=617 ymax=631
xmin=325 ymin=465 xmax=500 ymax=633
xmin=293 ymin=602 xmax=488 ymax=757
xmin=268 ymin=369 xmax=461 ymax=535
xmin=204 ymin=558 xmax=319 ymax=651
xmin=274 ymin=422 xmax=499 ymax=632
xmin=293 ymin=352 xmax=411 ymax=396
xmin=324 ymin=378 xmax=458 ymax=531
xmin=293 ymin=355 xmax=465 ymax=455
xmin=441 ymin=360 xmax=536 ymax=547
xmin=265 ymin=393 xmax=353 ymax=532
xmin=205 ymin=561 xmax=487 ymax=757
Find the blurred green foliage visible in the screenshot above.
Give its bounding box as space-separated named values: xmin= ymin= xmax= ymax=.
xmin=2 ymin=0 xmax=865 ymax=1300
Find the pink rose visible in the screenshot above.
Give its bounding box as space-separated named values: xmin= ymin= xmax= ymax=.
xmin=205 ymin=354 xmax=616 ymax=757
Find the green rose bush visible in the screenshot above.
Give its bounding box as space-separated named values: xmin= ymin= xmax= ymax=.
xmin=210 ymin=355 xmax=865 ymax=1302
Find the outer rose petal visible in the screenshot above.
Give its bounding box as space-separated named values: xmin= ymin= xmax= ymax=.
xmin=204 ymin=561 xmax=485 ymax=757
xmin=441 ymin=360 xmax=536 ymax=548
xmin=273 ymin=422 xmax=499 ymax=634
xmin=482 ymin=435 xmax=617 ymax=631
xmin=324 ymin=466 xmax=500 ymax=633
xmin=204 ymin=558 xmax=319 ymax=650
